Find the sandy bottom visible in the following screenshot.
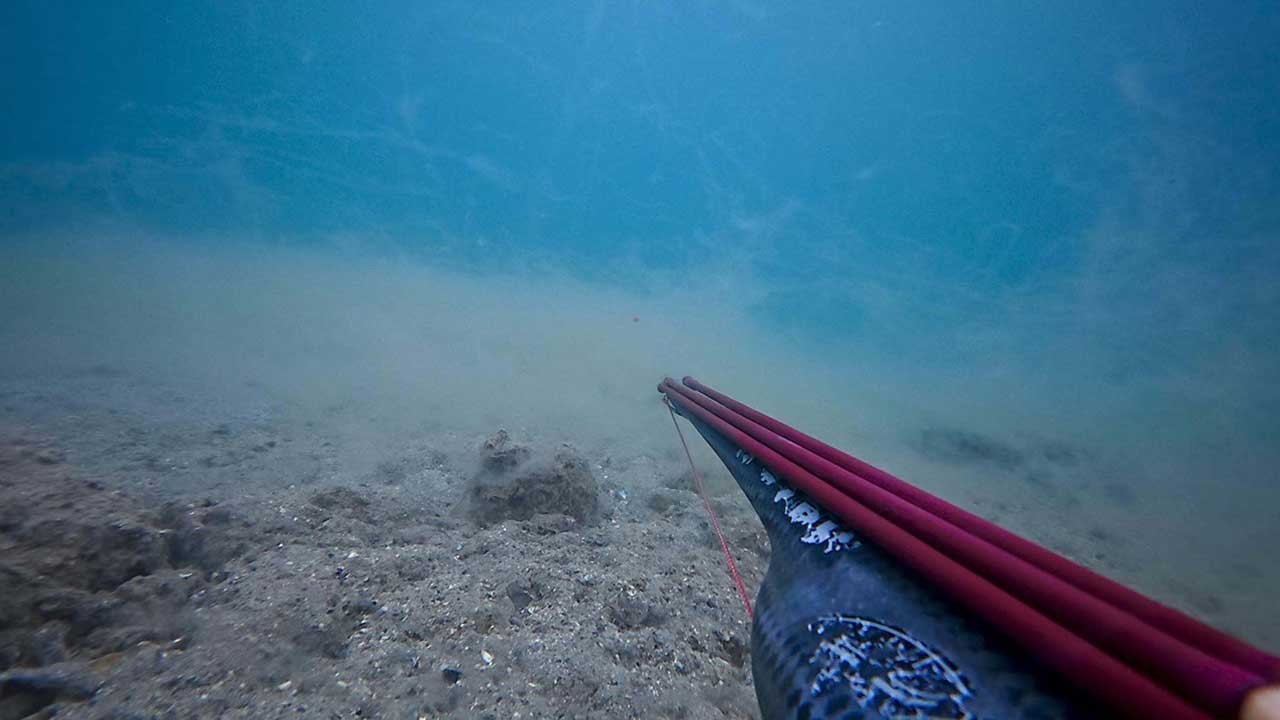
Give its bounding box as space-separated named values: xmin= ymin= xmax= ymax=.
xmin=0 ymin=366 xmax=1274 ymax=719
xmin=0 ymin=369 xmax=771 ymax=719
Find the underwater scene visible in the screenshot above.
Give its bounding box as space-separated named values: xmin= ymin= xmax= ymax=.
xmin=2 ymin=2 xmax=1278 ymax=718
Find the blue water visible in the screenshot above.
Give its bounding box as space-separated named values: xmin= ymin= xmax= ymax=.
xmin=2 ymin=2 xmax=1278 ymax=643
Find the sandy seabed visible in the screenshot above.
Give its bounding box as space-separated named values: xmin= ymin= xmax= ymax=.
xmin=1 ymin=360 xmax=1275 ymax=719
xmin=0 ymin=366 xmax=779 ymax=720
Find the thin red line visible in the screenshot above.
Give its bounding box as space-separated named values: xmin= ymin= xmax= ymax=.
xmin=666 ymin=397 xmax=754 ymax=620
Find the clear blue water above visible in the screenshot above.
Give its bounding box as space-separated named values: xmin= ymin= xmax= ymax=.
xmin=4 ymin=3 xmax=1279 ymax=360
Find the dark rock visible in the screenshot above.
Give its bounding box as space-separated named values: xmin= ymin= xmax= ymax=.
xmin=41 ymin=592 xmax=119 ymax=643
xmin=468 ymin=434 xmax=599 ymax=527
xmin=0 ymin=662 xmax=96 ymax=720
xmin=83 ymin=521 xmax=169 ymax=591
xmin=0 ymin=434 xmax=152 ymax=644
xmin=478 ymin=430 xmax=531 ymax=474
xmin=441 ymin=667 xmax=463 ymax=685
xmin=32 ymin=589 xmax=93 ymax=625
xmin=163 ymin=514 xmax=243 ymax=575
xmin=83 ymin=624 xmax=163 ymax=654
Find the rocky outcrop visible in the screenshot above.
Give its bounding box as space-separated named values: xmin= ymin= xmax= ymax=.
xmin=467 ymin=431 xmax=600 ymax=528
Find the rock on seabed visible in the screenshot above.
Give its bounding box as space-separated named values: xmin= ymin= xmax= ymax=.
xmin=466 ymin=430 xmax=600 ymax=527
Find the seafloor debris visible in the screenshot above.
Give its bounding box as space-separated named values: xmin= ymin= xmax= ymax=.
xmin=0 ymin=662 xmax=96 ymax=720
xmin=0 ymin=422 xmax=768 ymax=718
xmin=466 ymin=430 xmax=600 ymax=527
xmin=0 ymin=434 xmax=244 ymax=718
